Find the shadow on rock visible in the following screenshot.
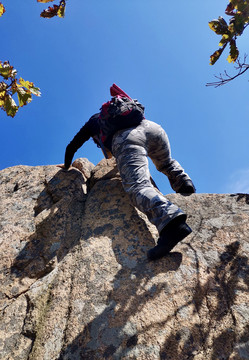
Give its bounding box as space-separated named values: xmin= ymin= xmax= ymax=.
xmin=58 ymin=178 xmax=183 ymax=359
xmin=159 ymin=241 xmax=249 ymax=360
xmin=59 ymin=251 xmax=183 ymax=360
xmin=10 ymin=168 xmax=87 ymax=282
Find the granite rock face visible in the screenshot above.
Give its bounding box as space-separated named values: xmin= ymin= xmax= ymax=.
xmin=0 ymin=158 xmax=249 ymax=360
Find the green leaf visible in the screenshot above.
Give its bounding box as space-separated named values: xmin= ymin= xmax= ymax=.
xmin=227 ymin=39 xmax=239 ymax=63
xmin=3 ymin=95 xmax=18 ymax=117
xmin=17 ymin=87 xmax=32 ymax=107
xmin=18 ymin=77 xmax=41 ymax=96
xmin=0 ymin=62 xmax=41 ymax=116
xmin=0 ymin=64 xmax=13 ymax=80
xmin=208 ymin=17 xmax=228 ymax=35
xmin=210 ymin=47 xmax=225 ymax=65
xmin=234 ymin=14 xmax=246 ymax=34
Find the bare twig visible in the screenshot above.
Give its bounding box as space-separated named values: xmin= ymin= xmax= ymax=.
xmin=206 ymin=55 xmax=249 ymax=87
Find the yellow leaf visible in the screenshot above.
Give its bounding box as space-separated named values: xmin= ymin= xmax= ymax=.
xmin=227 ymin=55 xmax=236 ymax=63
xmin=0 ymin=90 xmax=6 ymax=106
xmin=17 ymin=78 xmax=41 ymax=97
xmin=0 ymin=2 xmax=6 ymax=17
xmin=57 ymin=3 xmax=66 ymax=18
xmin=219 ymin=34 xmax=230 ymax=47
xmin=18 ymin=77 xmax=34 ymax=90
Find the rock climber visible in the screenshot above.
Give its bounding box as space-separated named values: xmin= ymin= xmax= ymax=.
xmin=58 ymin=84 xmax=196 ymax=260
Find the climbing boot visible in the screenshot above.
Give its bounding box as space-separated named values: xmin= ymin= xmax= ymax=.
xmin=177 ymin=179 xmax=196 ymax=194
xmin=147 ymin=217 xmax=192 ymax=261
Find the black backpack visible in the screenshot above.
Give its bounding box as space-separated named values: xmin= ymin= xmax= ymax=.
xmin=98 ymin=95 xmax=145 ymax=146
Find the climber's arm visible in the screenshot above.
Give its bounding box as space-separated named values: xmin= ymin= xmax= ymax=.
xmin=64 ymin=123 xmax=91 ymax=169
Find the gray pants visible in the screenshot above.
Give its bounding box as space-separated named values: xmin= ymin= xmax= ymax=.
xmin=112 ymin=120 xmax=191 ymax=233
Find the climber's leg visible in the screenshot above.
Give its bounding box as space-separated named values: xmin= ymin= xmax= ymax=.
xmin=144 ymin=120 xmax=195 ymax=193
xmin=112 ymin=120 xmax=193 ymax=259
xmin=112 ymin=121 xmax=186 ymax=234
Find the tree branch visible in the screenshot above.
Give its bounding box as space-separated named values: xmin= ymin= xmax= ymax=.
xmin=206 ymin=55 xmax=249 ymax=87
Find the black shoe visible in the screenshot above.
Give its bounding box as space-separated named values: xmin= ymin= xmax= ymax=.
xmin=147 ymin=219 xmax=192 ymax=261
xmin=177 ymin=180 xmax=196 ymax=194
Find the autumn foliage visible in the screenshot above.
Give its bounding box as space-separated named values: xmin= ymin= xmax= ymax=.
xmin=0 ymin=61 xmax=41 ymax=117
xmin=0 ymin=1 xmax=67 ymax=117
xmin=0 ymin=2 xmax=5 ymax=17
xmin=0 ymin=0 xmax=66 ymax=19
xmin=209 ymin=0 xmax=249 ymax=65
xmin=39 ymin=0 xmax=66 ymax=19
xmin=0 ymin=0 xmax=249 ymax=118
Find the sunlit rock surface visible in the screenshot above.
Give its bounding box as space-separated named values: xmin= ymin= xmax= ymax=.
xmin=0 ymin=158 xmax=248 ymax=360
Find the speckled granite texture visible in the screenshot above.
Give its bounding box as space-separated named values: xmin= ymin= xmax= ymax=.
xmin=0 ymin=158 xmax=248 ymax=360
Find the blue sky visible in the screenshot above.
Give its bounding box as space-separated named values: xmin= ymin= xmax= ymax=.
xmin=1 ymin=0 xmax=249 ymax=194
